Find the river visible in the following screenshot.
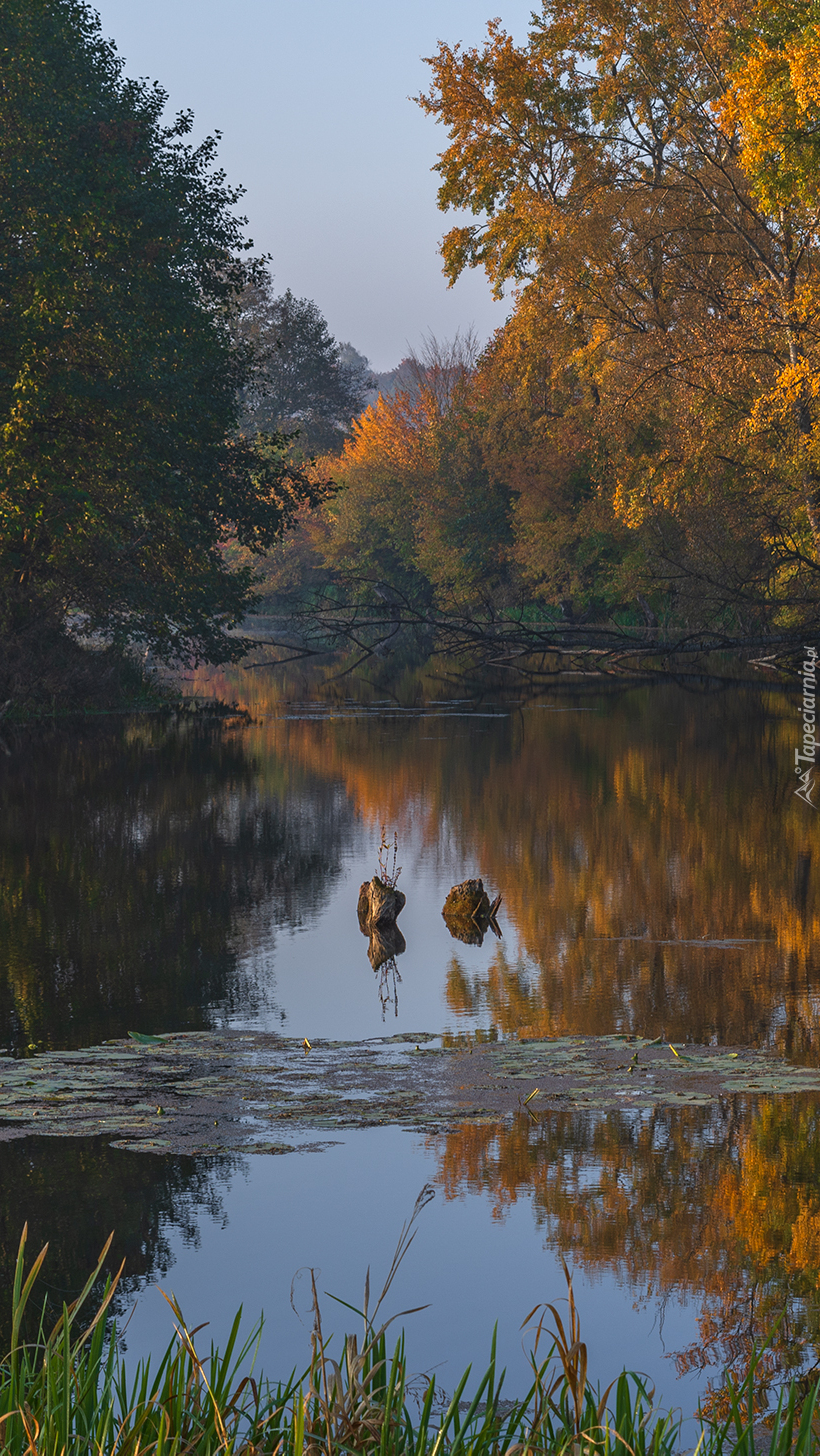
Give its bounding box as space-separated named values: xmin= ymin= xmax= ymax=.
xmin=1 ymin=668 xmax=817 ymax=1421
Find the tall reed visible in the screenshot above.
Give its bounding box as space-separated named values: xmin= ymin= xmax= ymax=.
xmin=3 ymin=1206 xmax=820 ymax=1456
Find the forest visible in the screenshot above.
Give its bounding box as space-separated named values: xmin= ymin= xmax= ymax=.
xmin=5 ymin=0 xmax=820 ymax=706
xmin=7 ymin=1 xmax=820 ymax=1439
xmin=263 ymin=0 xmax=820 ymax=666
xmin=249 ymin=0 xmax=820 ymax=673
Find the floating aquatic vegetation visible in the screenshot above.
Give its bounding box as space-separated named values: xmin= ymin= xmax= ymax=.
xmin=1 ymin=1030 xmax=819 ymax=1156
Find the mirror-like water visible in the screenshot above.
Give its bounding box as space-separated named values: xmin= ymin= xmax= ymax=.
xmin=1 ymin=675 xmax=818 ymax=1417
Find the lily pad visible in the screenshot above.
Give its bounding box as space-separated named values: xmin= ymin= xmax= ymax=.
xmin=1 ymin=1029 xmax=819 ymax=1156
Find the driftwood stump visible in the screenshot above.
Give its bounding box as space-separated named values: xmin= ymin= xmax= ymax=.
xmin=441 ymin=878 xmax=502 ymax=947
xmin=357 ymin=876 xmax=406 ymax=932
xmin=358 ymin=878 xmax=407 ymax=1015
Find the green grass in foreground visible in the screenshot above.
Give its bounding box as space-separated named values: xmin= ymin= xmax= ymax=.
xmin=2 ymin=1200 xmax=819 ymax=1456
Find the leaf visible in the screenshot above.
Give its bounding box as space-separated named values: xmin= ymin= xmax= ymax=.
xmin=669 ymin=1044 xmax=695 ymax=1063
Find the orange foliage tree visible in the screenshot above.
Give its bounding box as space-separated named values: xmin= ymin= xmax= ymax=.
xmin=321 ymin=338 xmax=514 ymax=609
xmin=417 ymin=0 xmax=820 ymax=629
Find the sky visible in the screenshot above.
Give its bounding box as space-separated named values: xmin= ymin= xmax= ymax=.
xmin=91 ymin=0 xmax=536 ymax=371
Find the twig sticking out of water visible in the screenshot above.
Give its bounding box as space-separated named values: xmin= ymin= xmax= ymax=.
xmin=378 ymin=826 xmax=402 ymax=889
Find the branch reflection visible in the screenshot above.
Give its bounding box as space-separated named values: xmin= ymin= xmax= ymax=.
xmin=361 ymin=921 xmax=405 ymax=1018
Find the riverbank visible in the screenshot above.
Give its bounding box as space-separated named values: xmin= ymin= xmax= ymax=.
xmin=1 ymin=1220 xmax=815 ymax=1456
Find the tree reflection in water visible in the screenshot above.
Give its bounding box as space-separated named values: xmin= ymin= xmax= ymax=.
xmin=3 ymin=676 xmax=820 ymax=1402
xmin=261 ymin=681 xmax=820 ymax=1057
xmin=4 ymin=682 xmax=817 ymax=1054
xmin=0 ymin=1135 xmax=238 ymax=1351
xmin=429 ymin=1094 xmax=820 ymax=1413
xmin=0 ymin=717 xmax=354 ymax=1054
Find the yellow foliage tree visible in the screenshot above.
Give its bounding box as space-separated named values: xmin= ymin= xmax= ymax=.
xmin=323 ymin=340 xmax=514 ymax=607
xmin=418 ymin=0 xmax=820 ymax=621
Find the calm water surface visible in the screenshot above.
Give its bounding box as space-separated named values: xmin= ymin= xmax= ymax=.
xmin=1 ymin=674 xmax=819 ymax=1417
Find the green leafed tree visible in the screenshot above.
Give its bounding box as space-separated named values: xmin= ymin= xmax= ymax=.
xmin=0 ymin=0 xmax=328 ymax=699
xmin=235 ymin=279 xmax=374 ymax=453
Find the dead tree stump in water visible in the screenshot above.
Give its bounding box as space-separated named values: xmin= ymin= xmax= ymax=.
xmin=442 ymin=878 xmax=502 ymax=946
xmin=357 ymin=876 xmax=406 ymax=933
xmin=358 ymin=878 xmax=407 ymax=1015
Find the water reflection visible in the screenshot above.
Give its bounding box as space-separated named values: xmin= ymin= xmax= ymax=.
xmin=232 ymin=681 xmax=819 ymax=1055
xmin=1 ymin=673 xmax=819 ymax=1403
xmin=0 ymin=717 xmax=354 ymax=1054
xmin=365 ymin=922 xmax=407 ymax=971
xmin=430 ymin=1093 xmax=820 ymax=1412
xmin=7 ymin=1095 xmax=820 ymax=1416
xmin=0 ymin=1125 xmax=702 ymax=1412
xmin=441 ymin=879 xmax=503 ymax=947
xmin=0 ymin=1135 xmax=238 ymax=1348
xmin=359 ymin=920 xmax=406 ymax=1018
xmin=376 ymin=956 xmax=403 ymax=1018
xmin=2 ymin=682 xmax=818 ymax=1054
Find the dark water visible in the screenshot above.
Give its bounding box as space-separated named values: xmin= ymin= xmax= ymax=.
xmin=1 ymin=676 xmax=819 ymax=1416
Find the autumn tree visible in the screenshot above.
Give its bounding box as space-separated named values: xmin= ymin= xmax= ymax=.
xmin=719 ymin=0 xmax=820 ymax=544
xmin=417 ymin=0 xmax=820 ymax=629
xmin=322 ymin=336 xmax=514 ymax=608
xmin=0 ymin=0 xmax=327 ymax=701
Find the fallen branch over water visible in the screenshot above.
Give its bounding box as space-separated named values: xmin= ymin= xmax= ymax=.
xmin=239 ymin=594 xmax=818 ymax=681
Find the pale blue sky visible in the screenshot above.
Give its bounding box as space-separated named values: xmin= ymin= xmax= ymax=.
xmin=91 ymin=0 xmax=535 ymax=369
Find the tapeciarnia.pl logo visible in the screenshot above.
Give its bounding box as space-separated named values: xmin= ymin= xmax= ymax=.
xmin=795 ymin=645 xmax=819 ymax=808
